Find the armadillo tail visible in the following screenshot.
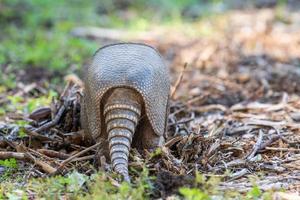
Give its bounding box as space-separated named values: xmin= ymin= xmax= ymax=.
xmin=104 ymin=101 xmax=141 ymax=182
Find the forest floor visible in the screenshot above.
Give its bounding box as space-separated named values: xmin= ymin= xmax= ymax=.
xmin=1 ymin=2 xmax=300 ymax=200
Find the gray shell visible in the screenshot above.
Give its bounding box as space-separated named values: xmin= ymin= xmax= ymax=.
xmin=82 ymin=43 xmax=170 ymax=140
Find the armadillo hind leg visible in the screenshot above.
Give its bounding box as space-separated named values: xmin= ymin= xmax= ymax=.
xmin=104 ymin=88 xmax=142 ymax=182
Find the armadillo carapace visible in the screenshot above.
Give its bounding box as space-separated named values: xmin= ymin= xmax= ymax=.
xmin=81 ymin=43 xmax=170 ymax=182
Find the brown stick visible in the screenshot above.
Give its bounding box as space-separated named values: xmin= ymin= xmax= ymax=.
xmin=34 ymin=104 xmax=66 ymax=133
xmin=37 ymin=149 xmax=70 ymax=160
xmin=170 ymin=63 xmax=187 ymax=99
xmin=0 ymin=151 xmax=57 ymax=174
xmin=25 ymin=128 xmax=57 ymax=142
xmin=71 ymin=155 xmax=94 ymax=162
xmin=0 ymin=151 xmax=26 ymax=160
xmin=258 ymin=135 xmax=281 ymax=151
xmin=190 ymin=104 xmax=228 ymax=113
xmin=247 ymin=130 xmax=264 ymax=160
xmin=265 ymin=147 xmax=300 ymax=152
xmin=55 ymin=142 xmax=103 ymax=172
xmin=34 ymin=160 xmax=57 ymax=174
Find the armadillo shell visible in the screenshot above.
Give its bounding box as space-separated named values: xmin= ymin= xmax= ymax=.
xmin=82 ymin=43 xmax=170 ymax=140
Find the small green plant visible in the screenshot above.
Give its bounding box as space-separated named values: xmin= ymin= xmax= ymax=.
xmin=26 ymin=90 xmax=57 ymax=113
xmin=26 ymin=171 xmax=88 ymax=199
xmin=0 ymin=108 xmax=5 ymax=116
xmin=5 ymin=95 xmax=23 ymax=113
xmin=177 ymin=171 xmax=221 ymax=200
xmin=7 ymin=95 xmax=24 ymax=111
xmin=5 ymin=189 xmax=28 ymax=200
xmin=0 ymin=189 xmax=3 ymax=200
xmin=83 ymin=167 xmax=153 ymax=200
xmin=194 ymin=171 xmax=221 ymax=195
xmin=67 ymin=171 xmax=89 ymax=194
xmin=0 ymin=158 xmax=18 ymax=169
xmin=17 ymin=126 xmax=28 ymax=138
xmin=0 ymin=74 xmax=16 ymax=90
xmin=246 ymin=185 xmax=262 ymax=200
xmin=179 ymin=188 xmax=210 ymax=200
xmin=275 ymin=0 xmax=290 ymax=24
xmin=0 ymin=159 xmax=18 ymax=182
xmin=149 ymin=147 xmax=162 ymax=158
xmin=5 ymin=90 xmax=57 ymax=116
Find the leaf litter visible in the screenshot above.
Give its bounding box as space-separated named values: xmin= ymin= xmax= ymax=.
xmin=1 ymin=8 xmax=300 ymax=198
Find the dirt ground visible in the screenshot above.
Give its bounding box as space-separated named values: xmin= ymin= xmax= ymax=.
xmin=1 ymin=8 xmax=300 ymax=199
xmin=151 ymin=8 xmax=300 ymax=197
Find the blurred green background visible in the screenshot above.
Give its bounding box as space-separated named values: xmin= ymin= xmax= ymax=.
xmin=0 ymin=1 xmax=221 ymax=67
xmin=0 ymin=0 xmax=291 ymax=88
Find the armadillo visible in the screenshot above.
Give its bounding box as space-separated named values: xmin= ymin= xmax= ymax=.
xmin=81 ymin=43 xmax=170 ymax=182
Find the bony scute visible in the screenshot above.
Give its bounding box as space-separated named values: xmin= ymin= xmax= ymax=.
xmin=81 ymin=43 xmax=170 ymax=182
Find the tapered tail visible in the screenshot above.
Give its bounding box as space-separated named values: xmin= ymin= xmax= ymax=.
xmin=104 ymin=102 xmax=141 ymax=182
